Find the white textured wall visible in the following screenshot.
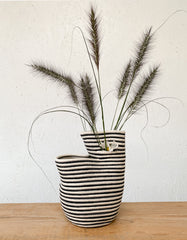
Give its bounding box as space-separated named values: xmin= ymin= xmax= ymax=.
xmin=0 ymin=0 xmax=187 ymax=203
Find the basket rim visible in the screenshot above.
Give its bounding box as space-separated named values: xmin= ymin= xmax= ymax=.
xmin=80 ymin=130 xmax=125 ymax=135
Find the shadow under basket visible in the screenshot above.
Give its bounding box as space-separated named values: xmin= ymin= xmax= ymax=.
xmin=55 ymin=131 xmax=126 ymax=228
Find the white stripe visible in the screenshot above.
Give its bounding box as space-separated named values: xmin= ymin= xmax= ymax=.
xmin=59 ymin=176 xmax=124 ymax=182
xmin=61 ymin=187 xmax=123 ymax=196
xmin=56 ymin=131 xmax=125 ymax=227
xmin=61 ymin=182 xmax=124 ymax=191
xmin=64 ymin=213 xmax=117 ymax=222
xmin=61 ymin=205 xmax=120 ymax=214
xmin=60 ymin=180 xmax=124 ymax=187
xmin=61 ymin=202 xmax=121 ymax=211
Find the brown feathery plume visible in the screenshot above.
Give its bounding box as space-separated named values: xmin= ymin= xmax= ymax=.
xmin=88 ymin=6 xmax=101 ymax=70
xmin=80 ymin=74 xmax=97 ymax=126
xmin=113 ymin=28 xmax=153 ymax=130
xmin=131 ymin=27 xmax=153 ymax=79
xmin=30 ymin=63 xmax=79 ymax=104
xmin=128 ymin=66 xmax=159 ymax=113
xmin=117 ymin=60 xmax=132 ymax=100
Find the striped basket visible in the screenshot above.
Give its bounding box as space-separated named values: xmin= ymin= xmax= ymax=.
xmin=55 ymin=131 xmax=125 ymax=228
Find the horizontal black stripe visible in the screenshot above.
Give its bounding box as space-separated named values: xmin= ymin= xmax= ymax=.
xmin=61 ymin=181 xmax=124 ymax=189
xmin=82 ymin=135 xmax=125 ymax=141
xmin=118 ymin=145 xmax=125 ymax=148
xmin=61 ymin=183 xmax=124 ymax=189
xmin=86 ymin=156 xmax=125 ymax=160
xmin=81 ymin=131 xmax=125 ymax=137
xmin=86 ymin=147 xmax=125 ymax=151
xmin=67 ymin=221 xmax=113 ymax=227
xmin=59 ymin=188 xmax=123 ymax=197
xmin=56 ymin=163 xmax=125 ymax=169
xmin=60 ymin=173 xmax=125 ymax=180
xmin=85 ymin=149 xmax=100 ymax=153
xmin=59 ymin=195 xmax=123 ymax=202
xmin=67 ymin=221 xmax=114 ymax=227
xmin=57 ymin=167 xmax=125 ymax=172
xmin=57 ymin=158 xmax=125 ymax=162
xmin=60 ymin=186 xmax=124 ymax=193
xmin=60 ymin=190 xmax=123 ymax=204
xmin=85 ymin=140 xmax=125 ymax=145
xmin=87 ymin=151 xmax=125 ymax=156
xmin=59 ymin=172 xmax=125 ymax=179
xmin=62 ymin=206 xmax=120 ymax=216
xmin=56 ymin=160 xmax=125 ymax=165
xmin=83 ymin=143 xmax=125 ymax=148
xmin=60 ymin=194 xmax=122 ymax=207
xmin=85 ymin=147 xmax=125 ymax=152
xmin=61 ymin=200 xmax=121 ymax=210
xmin=60 ymin=185 xmax=124 ymax=192
xmin=67 ymin=215 xmax=115 ymax=224
xmin=67 ymin=216 xmax=115 ymax=224
xmin=84 ymin=145 xmax=125 ymax=150
xmin=59 ymin=170 xmax=125 ymax=176
xmin=87 ymin=151 xmax=125 ymax=155
xmin=86 ymin=142 xmax=102 ymax=148
xmin=66 ymin=217 xmax=115 ymax=225
xmin=61 ymin=199 xmax=121 ymax=209
xmin=85 ymin=148 xmax=125 ymax=152
xmin=56 ymin=131 xmax=125 ymax=227
xmin=57 ymin=166 xmax=125 ymax=172
xmin=81 ymin=137 xmax=124 ymax=142
xmin=84 ymin=142 xmax=124 ymax=147
xmin=62 ymin=204 xmax=119 ymax=214
xmin=57 ymin=166 xmax=125 ymax=171
xmin=66 ymin=216 xmax=115 ymax=227
xmin=61 ymin=177 xmax=124 ymax=184
xmin=64 ymin=210 xmax=118 ymax=220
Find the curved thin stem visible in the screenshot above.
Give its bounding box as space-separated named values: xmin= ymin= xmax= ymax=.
xmin=111 ymin=100 xmax=120 ymax=130
xmin=34 ymin=105 xmax=91 ymax=125
xmin=27 ymin=107 xmax=96 ymax=195
xmin=115 ymin=102 xmax=131 ymax=129
xmin=119 ymin=96 xmax=180 ymax=129
xmin=27 ymin=140 xmax=58 ymax=196
xmin=150 ymin=101 xmax=171 ymax=128
xmin=113 ymin=79 xmax=133 ymax=130
xmin=77 ymin=107 xmax=86 ymax=131
xmin=80 ymin=102 xmax=87 ymax=130
xmin=28 ymin=106 xmax=94 ymax=160
xmin=97 ymin=71 xmax=107 ymax=149
xmin=73 ymin=26 xmax=99 ymax=91
xmin=153 ymin=10 xmax=187 ymax=35
xmin=96 ymin=89 xmax=115 ymax=114
xmin=139 ymin=101 xmax=150 ymax=161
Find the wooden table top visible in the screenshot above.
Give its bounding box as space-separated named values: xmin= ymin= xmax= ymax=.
xmin=0 ymin=202 xmax=186 ymax=240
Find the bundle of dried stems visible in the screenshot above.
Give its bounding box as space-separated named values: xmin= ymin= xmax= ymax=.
xmin=30 ymin=6 xmax=160 ymax=151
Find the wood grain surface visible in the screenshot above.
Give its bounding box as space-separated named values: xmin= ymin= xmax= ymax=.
xmin=0 ymin=202 xmax=186 ymax=240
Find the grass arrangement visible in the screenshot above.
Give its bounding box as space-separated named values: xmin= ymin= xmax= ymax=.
xmin=30 ymin=6 xmax=160 ymax=151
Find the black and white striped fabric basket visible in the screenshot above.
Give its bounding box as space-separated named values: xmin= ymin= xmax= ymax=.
xmin=55 ymin=131 xmax=125 ymax=228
